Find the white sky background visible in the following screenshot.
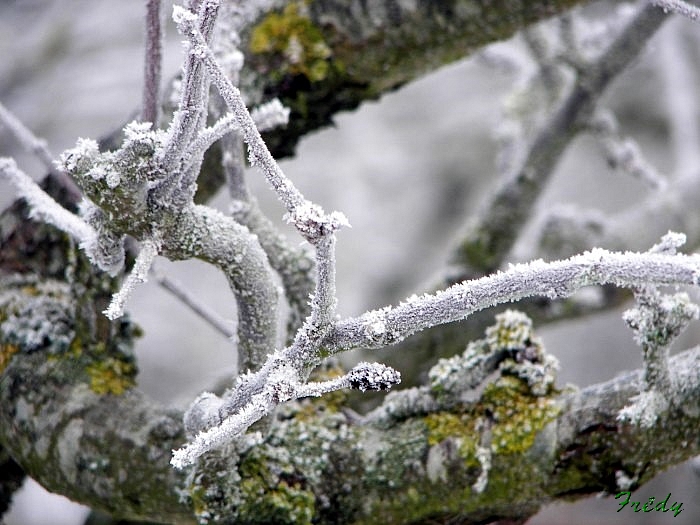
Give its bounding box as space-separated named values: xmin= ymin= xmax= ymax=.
xmin=1 ymin=1 xmax=700 ymax=524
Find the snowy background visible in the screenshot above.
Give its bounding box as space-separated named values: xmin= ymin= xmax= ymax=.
xmin=1 ymin=1 xmax=700 ymax=523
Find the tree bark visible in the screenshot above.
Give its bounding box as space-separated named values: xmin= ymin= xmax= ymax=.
xmin=2 ymin=1 xmax=690 ymax=524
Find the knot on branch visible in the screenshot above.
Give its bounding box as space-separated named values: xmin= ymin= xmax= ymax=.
xmin=284 ymin=201 xmax=349 ymax=244
xmin=184 ymin=391 xmax=225 ymax=436
xmin=361 ymin=307 xmax=397 ymax=346
xmin=60 ymin=122 xmax=167 ymax=235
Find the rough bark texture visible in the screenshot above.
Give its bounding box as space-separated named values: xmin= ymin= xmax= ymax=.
xmin=239 ymin=0 xmax=584 ymax=154
xmin=1 ymin=1 xmax=694 ymax=524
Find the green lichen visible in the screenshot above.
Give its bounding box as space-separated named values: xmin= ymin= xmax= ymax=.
xmin=236 ymin=451 xmax=316 ymax=525
xmin=0 ymin=278 xmax=140 ymax=397
xmin=188 ymin=433 xmax=317 ymax=524
xmin=249 ymin=1 xmax=332 ymax=82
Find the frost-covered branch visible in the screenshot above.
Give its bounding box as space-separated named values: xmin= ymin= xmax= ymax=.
xmin=324 ymin=244 xmax=700 ymax=354
xmin=142 ymin=0 xmax=164 ymax=127
xmin=160 ymin=0 xmax=219 ymax=174
xmin=590 ymin=109 xmax=668 ymax=190
xmin=0 ymin=101 xmax=82 ymax=200
xmin=104 ymin=238 xmax=160 ymax=320
xmin=4 ymin=0 xmax=700 ymax=522
xmin=451 ymin=4 xmax=666 ymax=279
xmin=173 ymin=360 xmax=401 ymax=468
xmin=228 ymin=194 xmax=316 ymax=339
xmin=0 ymin=102 xmax=58 ymax=176
xmin=173 ymin=237 xmax=700 ymax=467
xmin=3 ymin=268 xmax=700 ymax=523
xmin=651 ymin=0 xmax=700 ymax=21
xmin=0 ymin=158 xmax=95 ymax=244
xmin=617 ymin=233 xmax=700 ymax=426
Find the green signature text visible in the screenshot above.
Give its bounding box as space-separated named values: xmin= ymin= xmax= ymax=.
xmin=615 ymin=491 xmax=683 ymax=517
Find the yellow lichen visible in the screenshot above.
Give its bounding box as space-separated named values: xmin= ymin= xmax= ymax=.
xmin=479 ymin=376 xmax=560 ymax=455
xmin=87 ymin=357 xmax=136 ymax=395
xmin=249 ymin=1 xmax=332 ymax=82
xmin=424 ymin=412 xmax=480 ymax=468
xmin=0 ymin=344 xmax=19 ymax=374
xmin=423 ymin=376 xmax=560 ymax=465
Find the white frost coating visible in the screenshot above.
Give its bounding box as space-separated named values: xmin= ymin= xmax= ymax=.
xmin=617 ymin=390 xmax=669 ymax=428
xmin=172 ymin=4 xmax=198 ymax=25
xmin=123 ymin=120 xmax=157 ymax=143
xmin=0 ymin=157 xmax=96 ymax=243
xmin=175 ymin=359 xmax=399 ymax=466
xmin=105 ymin=171 xmax=121 ymax=189
xmin=104 ymin=238 xmax=160 ymax=320
xmin=650 ymin=231 xmax=686 ymax=254
xmin=250 ymin=98 xmax=291 ymax=132
xmin=184 ymin=392 xmax=225 ymax=436
xmin=591 ymin=109 xmax=667 ymax=190
xmin=346 ymin=362 xmax=401 ymax=392
xmin=618 ymin=284 xmax=698 ymax=427
xmin=472 ymin=445 xmax=492 ymax=494
xmin=326 ymin=245 xmax=700 ymax=353
xmin=173 ymin=9 xmax=307 ymax=214
xmin=651 ymin=0 xmax=700 ymax=21
xmin=58 ymin=138 xmax=100 ymax=173
xmin=364 ymin=307 xmax=389 ymax=342
xmin=171 ymin=390 xmax=270 ymax=468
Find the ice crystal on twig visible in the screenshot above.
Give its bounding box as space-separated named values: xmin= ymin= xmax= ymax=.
xmin=347 ymin=362 xmax=401 ymax=392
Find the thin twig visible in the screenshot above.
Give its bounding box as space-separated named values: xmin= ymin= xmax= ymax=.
xmin=142 ymin=0 xmax=164 ymax=127
xmin=0 ymin=158 xmax=94 ymax=242
xmin=0 ymin=101 xmax=82 ymax=200
xmin=651 ymin=0 xmax=700 ymax=21
xmin=450 ymin=4 xmax=667 ymax=279
xmin=152 ymin=263 xmax=235 ymax=339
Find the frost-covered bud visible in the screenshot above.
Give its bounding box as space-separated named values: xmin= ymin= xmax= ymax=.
xmin=58 ymin=138 xmax=100 ymax=175
xmin=184 ymin=392 xmax=225 ymax=436
xmin=284 ymin=201 xmax=350 ymax=243
xmin=347 ymin=362 xmax=401 ymax=392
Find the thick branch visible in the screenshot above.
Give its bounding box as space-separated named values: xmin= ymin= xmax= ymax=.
xmin=450 ymin=3 xmax=667 ymax=278
xmin=238 ymin=0 xmax=593 ymax=158
xmin=3 ymin=265 xmax=698 ymax=524
xmin=182 ymin=336 xmax=700 ymax=524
